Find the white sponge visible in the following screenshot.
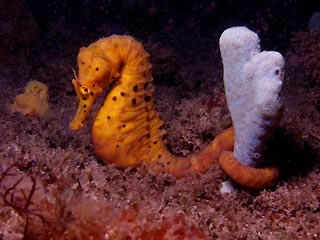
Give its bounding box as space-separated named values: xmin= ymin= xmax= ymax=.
xmin=219 ymin=26 xmax=284 ymax=167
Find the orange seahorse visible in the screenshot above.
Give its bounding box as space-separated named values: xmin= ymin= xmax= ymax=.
xmin=69 ymin=35 xmax=278 ymax=189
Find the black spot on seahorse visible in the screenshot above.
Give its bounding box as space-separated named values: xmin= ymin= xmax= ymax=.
xmin=144 ymin=96 xmax=151 ymax=102
xmin=144 ymin=82 xmax=149 ymax=90
xmin=133 ymin=85 xmax=138 ymax=92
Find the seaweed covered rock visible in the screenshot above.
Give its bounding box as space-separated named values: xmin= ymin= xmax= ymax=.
xmin=286 ymin=31 xmax=320 ymax=85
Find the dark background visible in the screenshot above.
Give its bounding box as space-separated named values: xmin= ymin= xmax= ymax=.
xmin=7 ymin=0 xmax=320 ymax=52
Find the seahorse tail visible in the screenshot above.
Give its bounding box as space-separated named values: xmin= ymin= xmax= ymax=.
xmin=218 ymin=151 xmax=280 ymax=189
xmin=190 ymin=127 xmax=235 ymax=174
xmin=149 ymin=127 xmax=235 ymax=178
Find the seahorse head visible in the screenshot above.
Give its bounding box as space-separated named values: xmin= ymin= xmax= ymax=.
xmin=69 ymin=46 xmax=120 ymax=130
xmin=78 ymin=47 xmax=120 ymax=93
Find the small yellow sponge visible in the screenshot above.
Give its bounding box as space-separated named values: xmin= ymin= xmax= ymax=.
xmin=12 ymin=81 xmax=49 ymax=117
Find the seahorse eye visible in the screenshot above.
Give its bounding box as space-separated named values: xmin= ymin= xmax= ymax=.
xmin=80 ymin=85 xmax=91 ymax=96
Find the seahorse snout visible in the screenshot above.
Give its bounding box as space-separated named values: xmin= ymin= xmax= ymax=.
xmin=69 ymin=79 xmax=97 ymax=130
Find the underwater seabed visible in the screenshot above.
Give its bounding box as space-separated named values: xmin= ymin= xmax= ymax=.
xmin=1 ymin=1 xmax=320 ymax=239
